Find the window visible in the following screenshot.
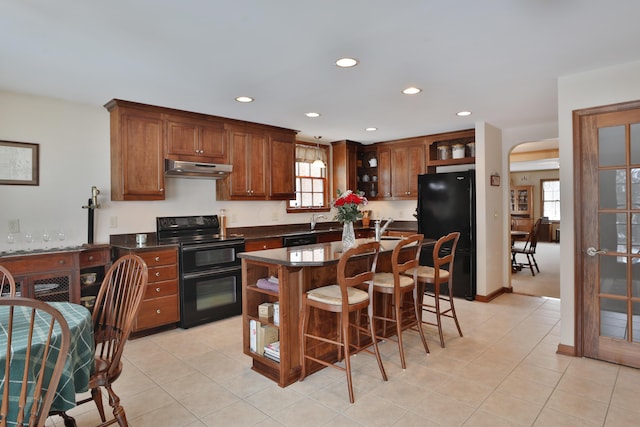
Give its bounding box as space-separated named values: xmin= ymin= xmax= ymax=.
xmin=541 ymin=179 xmax=560 ymax=220
xmin=287 ymin=144 xmax=330 ymax=212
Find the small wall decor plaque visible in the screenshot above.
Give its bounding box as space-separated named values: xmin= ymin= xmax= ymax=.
xmin=0 ymin=141 xmax=39 ymax=186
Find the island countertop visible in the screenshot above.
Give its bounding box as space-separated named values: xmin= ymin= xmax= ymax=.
xmin=238 ymin=237 xmax=410 ymax=267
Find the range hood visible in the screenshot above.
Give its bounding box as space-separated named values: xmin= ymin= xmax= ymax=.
xmin=164 ymin=159 xmax=232 ymax=179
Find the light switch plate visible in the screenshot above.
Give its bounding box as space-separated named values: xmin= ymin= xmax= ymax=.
xmin=109 ymin=216 xmax=118 ymax=228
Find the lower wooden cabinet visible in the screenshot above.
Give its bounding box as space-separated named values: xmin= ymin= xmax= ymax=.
xmin=113 ymin=246 xmax=180 ymax=333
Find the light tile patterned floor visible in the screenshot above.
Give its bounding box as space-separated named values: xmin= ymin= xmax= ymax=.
xmin=50 ymin=294 xmax=640 ymax=426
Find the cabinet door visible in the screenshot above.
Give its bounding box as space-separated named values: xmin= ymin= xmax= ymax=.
xmin=377 ymin=146 xmax=392 ymax=199
xmin=115 ymin=108 xmax=165 ymax=200
xmin=166 ymin=116 xmax=199 ymax=158
xmin=268 ymin=134 xmax=295 ymax=200
xmin=228 ymin=129 xmax=267 ymax=198
xmin=199 ymin=121 xmax=227 ymax=162
xmin=391 ymin=143 xmax=425 ymax=198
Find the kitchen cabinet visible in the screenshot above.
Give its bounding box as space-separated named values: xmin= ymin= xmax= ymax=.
xmin=268 ymin=131 xmax=296 ymax=200
xmin=105 ymin=100 xmax=166 ymax=201
xmin=0 ymin=245 xmax=112 ymax=305
xmin=425 ymin=128 xmax=475 ymax=172
xmin=377 ymin=145 xmax=392 ymax=199
xmin=217 ymin=124 xmax=297 ymax=201
xmin=165 ymin=114 xmax=227 ymax=163
xmin=331 ymin=140 xmax=358 ymax=196
xmin=389 ymin=140 xmax=426 ymax=198
xmin=510 ymin=185 xmax=533 ymax=217
xmin=245 ymin=238 xmax=283 ymax=251
xmin=356 ymin=146 xmax=380 ymax=199
xmin=113 ymin=247 xmax=180 ymax=334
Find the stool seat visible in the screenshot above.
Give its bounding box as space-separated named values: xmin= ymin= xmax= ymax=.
xmin=372 ymin=272 xmax=414 ymax=289
xmin=406 ymin=266 xmax=450 ymax=283
xmin=307 ymin=285 xmax=369 ymax=305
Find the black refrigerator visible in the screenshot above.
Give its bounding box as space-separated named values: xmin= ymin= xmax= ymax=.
xmin=417 ymin=170 xmax=476 ymax=300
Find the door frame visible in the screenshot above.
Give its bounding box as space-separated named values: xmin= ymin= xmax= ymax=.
xmin=573 ymin=99 xmax=640 ymax=358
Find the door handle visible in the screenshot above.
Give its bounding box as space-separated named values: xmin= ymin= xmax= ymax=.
xmin=586 ymin=247 xmax=607 ymax=257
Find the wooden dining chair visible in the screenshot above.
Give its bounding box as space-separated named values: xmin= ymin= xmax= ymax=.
xmin=406 ymin=232 xmax=463 ymax=348
xmin=299 ymin=241 xmax=387 ymax=403
xmin=1 ymin=296 xmax=71 ymax=427
xmin=61 ymin=254 xmax=148 ymax=427
xmin=0 ymin=265 xmax=17 ymax=297
xmin=512 ymin=217 xmax=542 ymax=276
xmin=371 ymin=234 xmax=429 ymax=369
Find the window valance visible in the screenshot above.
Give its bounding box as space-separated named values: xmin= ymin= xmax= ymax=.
xmin=296 ymin=144 xmax=327 ymax=164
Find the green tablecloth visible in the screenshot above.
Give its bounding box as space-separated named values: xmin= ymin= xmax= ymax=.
xmin=0 ymin=301 xmax=95 ymax=425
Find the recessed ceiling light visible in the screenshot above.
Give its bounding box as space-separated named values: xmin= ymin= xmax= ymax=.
xmin=457 ymin=111 xmax=472 ymax=117
xmin=365 ymin=127 xmax=378 ymax=132
xmin=235 ymin=96 xmax=254 ymax=103
xmin=335 ymin=57 xmax=359 ymax=68
xmin=402 ymin=87 xmax=422 ymax=95
xmin=305 ymin=112 xmax=321 ymax=118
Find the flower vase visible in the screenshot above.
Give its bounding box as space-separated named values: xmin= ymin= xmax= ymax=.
xmin=342 ymin=221 xmax=356 ymax=250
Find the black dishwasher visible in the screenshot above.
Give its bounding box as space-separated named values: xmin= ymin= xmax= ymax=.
xmin=282 ymin=234 xmax=318 ymax=247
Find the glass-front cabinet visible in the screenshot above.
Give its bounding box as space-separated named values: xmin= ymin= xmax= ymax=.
xmin=510 ymin=185 xmax=533 ymax=216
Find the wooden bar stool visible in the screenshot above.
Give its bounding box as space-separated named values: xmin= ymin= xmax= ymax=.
xmin=299 ymin=241 xmax=387 ymax=403
xmin=371 ymin=234 xmax=429 ymax=369
xmin=406 ymin=232 xmax=463 ymax=348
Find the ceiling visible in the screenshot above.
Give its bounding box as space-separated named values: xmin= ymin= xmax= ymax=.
xmin=2 ymin=1 xmax=640 ymax=145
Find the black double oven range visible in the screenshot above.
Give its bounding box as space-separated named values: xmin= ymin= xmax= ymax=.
xmin=156 ymin=215 xmax=245 ymax=328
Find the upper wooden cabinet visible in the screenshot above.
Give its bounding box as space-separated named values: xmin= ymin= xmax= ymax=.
xmin=106 ymin=100 xmax=165 ymax=201
xmin=425 ymin=128 xmax=475 ymax=172
xmin=390 ymin=140 xmax=426 ymax=198
xmin=217 ymin=124 xmax=296 ymax=200
xmin=332 ymin=140 xmax=358 ymax=196
xmin=165 ymin=114 xmax=227 ymax=163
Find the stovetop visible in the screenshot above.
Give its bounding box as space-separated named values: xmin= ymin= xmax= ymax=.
xmin=156 ymin=215 xmax=243 ymax=245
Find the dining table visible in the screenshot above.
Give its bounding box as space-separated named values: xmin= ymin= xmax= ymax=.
xmin=0 ymin=301 xmax=95 ymax=424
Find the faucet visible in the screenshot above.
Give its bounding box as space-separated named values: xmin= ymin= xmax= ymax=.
xmin=310 ymin=214 xmax=326 ymax=230
xmin=374 ymin=218 xmax=394 ymax=241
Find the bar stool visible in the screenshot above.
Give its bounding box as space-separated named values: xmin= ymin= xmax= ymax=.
xmin=406 ymin=232 xmax=463 ymax=348
xmin=371 ymin=234 xmax=429 ymax=369
xmin=299 ymin=241 xmax=387 ymax=403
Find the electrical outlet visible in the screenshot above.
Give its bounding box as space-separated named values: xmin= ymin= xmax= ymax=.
xmin=231 ymin=214 xmax=237 ymax=223
xmin=109 ymin=216 xmax=118 ymax=228
xmin=9 ymin=219 xmax=20 ymax=233
xmin=271 ymin=211 xmax=279 ymax=221
xmin=398 ymin=210 xmax=404 ymax=218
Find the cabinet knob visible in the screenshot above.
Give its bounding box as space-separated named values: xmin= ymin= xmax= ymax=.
xmin=88 ymin=255 xmax=94 ymax=261
xmin=156 ymin=309 xmax=161 ymax=314
xmin=156 ymin=287 xmax=161 ymax=292
xmin=155 ymin=256 xmax=160 ymax=262
xmin=155 ymin=271 xmax=161 ymax=277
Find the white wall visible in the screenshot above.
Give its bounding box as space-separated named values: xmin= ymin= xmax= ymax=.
xmin=0 ymin=90 xmax=419 ymax=252
xmin=557 ymin=60 xmax=640 ymax=348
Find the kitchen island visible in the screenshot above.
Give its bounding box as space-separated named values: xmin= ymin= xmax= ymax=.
xmin=239 ymin=237 xmax=425 ymax=387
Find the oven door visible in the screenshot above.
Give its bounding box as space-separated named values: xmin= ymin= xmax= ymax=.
xmin=181 ymin=266 xmax=242 ymax=328
xmin=181 ymin=240 xmax=244 ymax=273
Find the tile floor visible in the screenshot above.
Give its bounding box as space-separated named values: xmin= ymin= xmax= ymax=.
xmin=50 ymin=293 xmax=640 ymax=426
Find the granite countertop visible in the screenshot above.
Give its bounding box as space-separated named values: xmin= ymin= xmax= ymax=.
xmin=238 ymin=237 xmax=409 ymax=267
xmin=0 ymin=243 xmax=110 ymax=259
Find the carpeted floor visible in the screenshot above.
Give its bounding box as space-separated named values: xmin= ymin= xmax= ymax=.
xmin=511 ymin=241 xmax=560 ymax=298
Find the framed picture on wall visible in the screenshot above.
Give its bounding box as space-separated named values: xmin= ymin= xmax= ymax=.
xmin=0 ymin=140 xmax=40 ymax=186
xmin=490 ymin=174 xmax=501 ymax=187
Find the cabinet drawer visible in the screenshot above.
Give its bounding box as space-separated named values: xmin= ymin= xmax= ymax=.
xmin=147 ymin=264 xmax=178 ymax=283
xmin=135 ymin=295 xmax=179 ymax=330
xmin=144 ymin=280 xmax=178 ymax=299
xmin=79 ymin=249 xmax=110 ymax=268
xmin=137 ymin=249 xmax=177 ymax=267
xmin=3 ymin=253 xmax=76 ymax=275
xmin=245 ymin=238 xmax=282 ymax=251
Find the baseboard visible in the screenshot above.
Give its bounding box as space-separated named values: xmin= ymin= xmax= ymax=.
xmin=475 ymin=287 xmax=508 ymax=302
xmin=556 ymin=344 xmax=576 ymax=357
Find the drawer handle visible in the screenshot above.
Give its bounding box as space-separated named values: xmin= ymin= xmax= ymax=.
xmin=156 ymin=287 xmax=161 ymax=292
xmin=155 ymin=256 xmax=160 ymax=262
xmin=155 ymin=271 xmax=161 ymax=277
xmin=58 ymin=259 xmax=65 ymax=265
xmin=88 ymin=255 xmax=94 ymax=261
xmin=156 ymin=309 xmax=161 ymax=314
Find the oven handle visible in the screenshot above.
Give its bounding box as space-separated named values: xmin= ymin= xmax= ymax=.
xmin=183 ymin=266 xmax=241 ymax=281
xmin=182 ymin=241 xmax=245 ymax=252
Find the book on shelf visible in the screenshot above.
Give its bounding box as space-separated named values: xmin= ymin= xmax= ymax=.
xmin=273 ymin=301 xmax=280 ymax=326
xmin=263 ymin=341 xmax=280 ymax=362
xmin=249 ymin=319 xmax=257 ymax=353
xmin=256 ymin=323 xmax=278 ymax=356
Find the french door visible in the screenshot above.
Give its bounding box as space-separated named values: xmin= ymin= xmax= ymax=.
xmin=577 ymin=101 xmax=640 ymax=368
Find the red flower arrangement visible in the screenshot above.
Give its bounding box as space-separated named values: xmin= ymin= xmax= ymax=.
xmin=333 ymin=189 xmax=368 ymax=224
